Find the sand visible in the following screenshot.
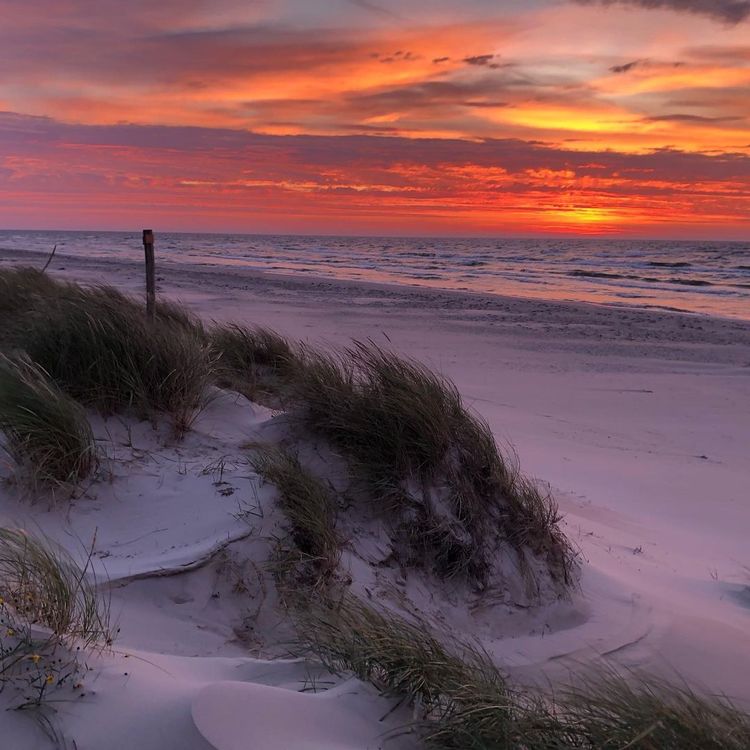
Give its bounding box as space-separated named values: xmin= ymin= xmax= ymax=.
xmin=0 ymin=246 xmax=748 ymax=749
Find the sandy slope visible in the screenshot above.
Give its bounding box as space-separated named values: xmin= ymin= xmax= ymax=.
xmin=0 ymin=247 xmax=749 ymax=748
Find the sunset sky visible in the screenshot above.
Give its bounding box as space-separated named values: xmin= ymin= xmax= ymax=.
xmin=0 ymin=0 xmax=748 ymax=237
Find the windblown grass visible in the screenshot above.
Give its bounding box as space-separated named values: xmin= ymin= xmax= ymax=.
xmin=0 ymin=267 xmax=64 ymax=319
xmin=290 ymin=341 xmax=575 ymax=591
xmin=251 ymin=446 xmax=340 ymax=584
xmin=0 ymin=268 xmax=68 ymax=349
xmin=297 ymin=594 xmax=559 ymax=748
xmin=298 ymin=594 xmax=750 ymax=750
xmin=0 ymin=528 xmax=113 ymax=710
xmin=210 ymin=323 xmax=298 ymax=403
xmin=0 ymin=528 xmax=111 ymax=647
xmin=297 ymin=594 xmax=507 ymax=709
xmin=22 ymin=284 xmax=214 ymax=433
xmin=0 ymin=355 xmax=97 ymax=487
xmin=555 ymin=669 xmax=750 ymax=750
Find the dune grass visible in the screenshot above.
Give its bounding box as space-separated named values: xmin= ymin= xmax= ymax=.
xmin=0 ymin=528 xmax=113 ymax=710
xmin=554 ymin=669 xmax=750 ymax=750
xmin=297 ymin=594 xmax=750 ymax=750
xmin=0 ymin=268 xmax=69 ymax=350
xmin=289 ymin=341 xmax=575 ymax=591
xmin=21 ymin=284 xmax=214 ymax=434
xmin=297 ymin=594 xmax=508 ymax=710
xmin=251 ymin=445 xmax=340 ymax=585
xmin=296 ymin=595 xmax=563 ymax=749
xmin=268 ymin=399 xmax=748 ymax=748
xmin=0 ymin=528 xmax=111 ymax=648
xmin=0 ymin=267 xmax=65 ymax=319
xmin=0 ymin=355 xmax=97 ymax=488
xmin=210 ymin=323 xmax=299 ymax=404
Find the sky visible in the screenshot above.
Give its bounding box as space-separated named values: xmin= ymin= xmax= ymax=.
xmin=0 ymin=0 xmax=748 ymax=237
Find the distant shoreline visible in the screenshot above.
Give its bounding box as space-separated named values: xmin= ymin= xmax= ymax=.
xmin=2 ymin=244 xmax=749 ymax=324
xmin=1 ymin=230 xmax=748 ymax=322
xmin=2 ymin=246 xmax=750 ymax=368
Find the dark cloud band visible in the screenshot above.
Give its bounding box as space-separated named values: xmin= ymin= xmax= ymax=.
xmin=573 ymin=0 xmax=750 ymax=24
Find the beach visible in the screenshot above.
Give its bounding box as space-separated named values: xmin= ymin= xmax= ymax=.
xmin=0 ymin=246 xmax=749 ymax=747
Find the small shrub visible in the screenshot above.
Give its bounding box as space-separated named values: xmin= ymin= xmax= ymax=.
xmin=0 ymin=355 xmax=97 ymax=487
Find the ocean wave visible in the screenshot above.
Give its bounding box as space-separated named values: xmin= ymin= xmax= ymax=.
xmin=669 ymin=278 xmax=712 ymax=287
xmin=569 ymin=269 xmax=715 ymax=287
xmin=569 ymin=270 xmax=648 ymax=281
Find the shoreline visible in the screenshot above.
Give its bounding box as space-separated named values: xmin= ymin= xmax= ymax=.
xmin=2 ymin=247 xmax=750 ymax=366
xmin=2 ymin=244 xmax=749 ymax=324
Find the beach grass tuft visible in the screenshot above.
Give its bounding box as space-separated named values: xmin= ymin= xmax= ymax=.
xmin=0 ymin=354 xmax=97 ymax=488
xmin=553 ymin=668 xmax=750 ymax=750
xmin=0 ymin=528 xmax=113 ymax=710
xmin=297 ymin=594 xmax=508 ymax=710
xmin=0 ymin=267 xmax=65 ymax=318
xmin=289 ymin=341 xmax=575 ymax=591
xmin=0 ymin=528 xmax=111 ymax=648
xmin=21 ymin=284 xmax=214 ymax=434
xmin=210 ymin=323 xmax=299 ymax=403
xmin=251 ymin=445 xmax=340 ymax=585
xmin=298 ymin=593 xmax=750 ymax=750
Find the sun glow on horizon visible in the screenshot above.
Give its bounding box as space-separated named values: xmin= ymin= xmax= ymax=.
xmin=0 ymin=0 xmax=747 ymax=236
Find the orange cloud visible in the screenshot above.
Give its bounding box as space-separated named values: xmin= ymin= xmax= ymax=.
xmin=0 ymin=113 xmax=747 ymax=237
xmin=0 ymin=1 xmax=748 ymax=235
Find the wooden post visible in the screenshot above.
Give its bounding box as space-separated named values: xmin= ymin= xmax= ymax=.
xmin=142 ymin=229 xmax=155 ymax=320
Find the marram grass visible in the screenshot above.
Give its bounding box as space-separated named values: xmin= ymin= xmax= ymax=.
xmin=210 ymin=323 xmax=299 ymax=404
xmin=297 ymin=595 xmax=750 ymax=750
xmin=251 ymin=445 xmax=340 ymax=584
xmin=289 ymin=341 xmax=575 ymax=592
xmin=0 ymin=354 xmax=97 ymax=487
xmin=22 ymin=284 xmax=214 ymax=434
xmin=266 ymin=443 xmax=750 ymax=750
xmin=0 ymin=527 xmax=111 ymax=648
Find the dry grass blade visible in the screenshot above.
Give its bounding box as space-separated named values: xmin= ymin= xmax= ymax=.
xmin=0 ymin=354 xmax=97 ymax=487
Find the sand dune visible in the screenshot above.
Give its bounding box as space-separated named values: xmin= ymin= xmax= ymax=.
xmin=0 ymin=248 xmax=748 ymax=748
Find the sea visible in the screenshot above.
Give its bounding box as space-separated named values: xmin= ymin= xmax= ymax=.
xmin=1 ymin=230 xmax=748 ymax=322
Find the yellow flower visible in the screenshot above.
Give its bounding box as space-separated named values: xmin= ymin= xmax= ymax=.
xmin=29 ymin=654 xmax=41 ymax=664
xmin=0 ymin=597 xmax=4 ymax=605
xmin=6 ymin=629 xmax=15 ymax=637
xmin=45 ymin=675 xmax=54 ymax=685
